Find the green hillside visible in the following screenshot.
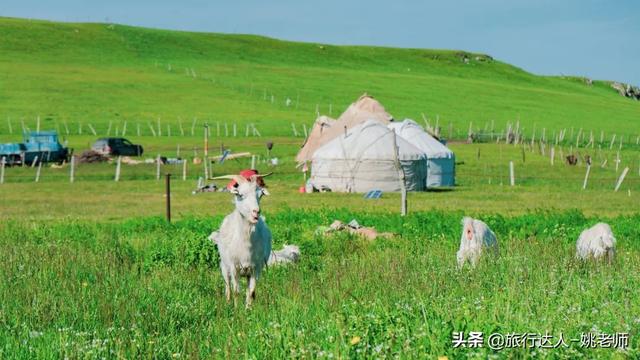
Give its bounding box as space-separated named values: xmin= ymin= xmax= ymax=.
xmin=0 ymin=16 xmax=638 ymax=138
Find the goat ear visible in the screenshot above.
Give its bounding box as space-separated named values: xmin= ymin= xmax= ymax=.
xmin=229 ymin=187 xmax=240 ymax=195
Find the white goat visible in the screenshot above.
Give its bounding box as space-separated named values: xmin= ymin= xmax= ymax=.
xmin=210 ymin=233 xmax=300 ymax=266
xmin=576 ymin=222 xmax=616 ymax=263
xmin=215 ymin=175 xmax=272 ymax=308
xmin=456 ymin=217 xmax=498 ymax=268
xmin=268 ymin=245 xmax=301 ymax=265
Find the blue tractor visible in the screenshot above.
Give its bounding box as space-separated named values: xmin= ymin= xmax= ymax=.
xmin=0 ymin=131 xmax=71 ymax=166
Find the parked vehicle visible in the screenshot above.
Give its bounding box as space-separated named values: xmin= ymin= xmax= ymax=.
xmin=91 ymin=138 xmax=144 ymax=156
xmin=0 ymin=131 xmax=70 ymax=166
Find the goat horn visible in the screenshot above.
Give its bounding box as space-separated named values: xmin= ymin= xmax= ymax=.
xmin=211 ymin=175 xmax=248 ymax=184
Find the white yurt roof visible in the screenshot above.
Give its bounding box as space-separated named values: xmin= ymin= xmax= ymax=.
xmin=388 ymin=119 xmax=454 ymax=159
xmin=313 ymin=119 xmax=426 ymax=161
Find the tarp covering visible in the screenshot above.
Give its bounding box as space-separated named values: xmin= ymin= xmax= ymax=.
xmin=310 ymin=120 xmax=427 ymax=192
xmin=388 ymin=119 xmax=455 ymax=187
xmin=296 ymin=94 xmax=392 ymax=163
xmin=336 ymin=93 xmax=393 ymax=126
xmin=295 ymin=116 xmax=335 ymax=163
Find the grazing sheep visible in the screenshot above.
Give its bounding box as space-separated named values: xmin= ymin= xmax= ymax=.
xmin=576 ymin=222 xmax=616 ymax=263
xmin=456 ymin=217 xmax=498 ymax=268
xmin=215 ymin=175 xmax=272 ymax=308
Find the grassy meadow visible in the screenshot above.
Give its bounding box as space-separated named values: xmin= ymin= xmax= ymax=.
xmin=1 ymin=211 xmax=640 ymax=359
xmin=1 ymin=17 xmax=640 ymax=138
xmin=0 ymin=16 xmax=639 ymax=359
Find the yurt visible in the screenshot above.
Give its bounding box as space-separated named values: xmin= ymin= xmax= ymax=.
xmin=295 ymin=115 xmax=336 ymax=163
xmin=310 ymin=119 xmax=427 ymax=192
xmin=296 ymin=94 xmax=393 ymax=163
xmin=388 ymin=119 xmax=455 ymax=187
xmin=335 ymin=93 xmax=393 ymax=126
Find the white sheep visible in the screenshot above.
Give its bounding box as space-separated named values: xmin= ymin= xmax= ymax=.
xmin=576 ymin=222 xmax=616 ymax=263
xmin=456 ymin=217 xmax=498 ymax=268
xmin=215 ymin=175 xmax=272 ymax=308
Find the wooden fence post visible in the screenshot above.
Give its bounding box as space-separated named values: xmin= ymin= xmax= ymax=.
xmin=0 ymin=157 xmax=5 ymax=184
xmin=147 ymin=122 xmax=156 ymax=137
xmin=609 ymin=134 xmax=616 ymax=150
xmin=70 ymin=156 xmax=75 ymax=183
xmin=115 ymin=156 xmax=122 ymax=182
xmin=165 ymin=174 xmax=171 ymax=223
xmin=182 ymin=159 xmax=187 ymax=181
xmin=251 ymin=155 xmax=256 ymax=169
xmin=35 ymin=160 xmax=42 ymax=182
xmin=614 ymin=167 xmax=629 ymax=192
xmin=391 ymin=131 xmax=407 ymax=216
xmin=156 ymin=154 xmax=161 ymax=180
xmin=509 ymin=161 xmax=515 ymax=186
xmin=582 ymin=165 xmax=590 ymax=190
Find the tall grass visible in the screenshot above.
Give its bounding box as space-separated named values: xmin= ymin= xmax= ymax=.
xmin=0 ymin=210 xmax=638 ymax=358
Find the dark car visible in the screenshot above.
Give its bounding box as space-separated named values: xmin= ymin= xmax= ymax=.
xmin=91 ymin=138 xmax=144 ymax=156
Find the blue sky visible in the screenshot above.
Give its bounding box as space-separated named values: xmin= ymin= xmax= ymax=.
xmin=2 ymin=0 xmax=639 ymax=85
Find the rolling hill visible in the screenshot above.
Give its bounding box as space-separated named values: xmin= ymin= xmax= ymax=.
xmin=0 ymin=16 xmax=638 ymax=138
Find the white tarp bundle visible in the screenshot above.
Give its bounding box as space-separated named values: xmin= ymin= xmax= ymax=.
xmin=388 ymin=119 xmax=455 ymax=187
xmin=311 ymin=119 xmax=427 ymax=192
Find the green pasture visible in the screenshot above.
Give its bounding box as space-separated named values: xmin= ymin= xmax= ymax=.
xmin=1 ymin=211 xmax=639 ymax=358
xmin=1 ymin=17 xmax=639 ymax=139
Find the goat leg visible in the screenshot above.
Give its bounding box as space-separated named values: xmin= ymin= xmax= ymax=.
xmin=246 ymin=276 xmax=257 ymax=309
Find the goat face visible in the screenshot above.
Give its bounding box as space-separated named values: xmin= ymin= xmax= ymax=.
xmin=461 ymin=217 xmax=475 ymax=243
xmin=230 ymin=179 xmax=269 ymax=224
